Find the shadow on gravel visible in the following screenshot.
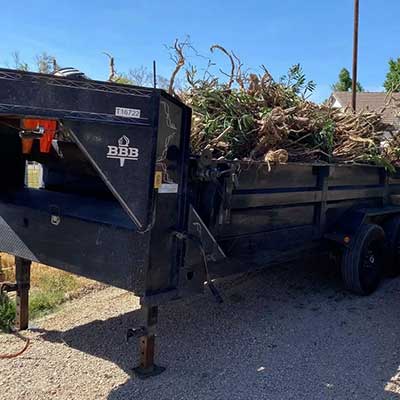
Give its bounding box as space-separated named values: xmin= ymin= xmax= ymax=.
xmin=40 ymin=258 xmax=400 ymax=400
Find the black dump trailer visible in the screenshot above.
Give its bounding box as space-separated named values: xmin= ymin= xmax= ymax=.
xmin=1 ymin=68 xmax=400 ymax=377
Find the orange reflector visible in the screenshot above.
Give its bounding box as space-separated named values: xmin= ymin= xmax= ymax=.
xmin=21 ymin=119 xmax=57 ymax=154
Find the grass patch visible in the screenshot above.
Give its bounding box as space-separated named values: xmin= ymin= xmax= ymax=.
xmin=0 ymin=254 xmax=94 ymax=332
xmin=29 ymin=271 xmax=79 ymax=319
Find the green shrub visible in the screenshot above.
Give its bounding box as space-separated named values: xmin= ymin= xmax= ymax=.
xmin=0 ymin=292 xmax=16 ymax=333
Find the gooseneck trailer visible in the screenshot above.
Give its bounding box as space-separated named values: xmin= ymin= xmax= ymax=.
xmin=1 ymin=68 xmax=400 ymax=377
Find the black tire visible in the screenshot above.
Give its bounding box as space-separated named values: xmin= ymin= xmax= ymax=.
xmin=383 ymin=216 xmax=400 ymax=277
xmin=341 ymin=224 xmax=385 ymax=295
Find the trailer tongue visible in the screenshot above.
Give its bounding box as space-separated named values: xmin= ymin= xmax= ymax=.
xmin=1 ymin=68 xmax=400 ymax=377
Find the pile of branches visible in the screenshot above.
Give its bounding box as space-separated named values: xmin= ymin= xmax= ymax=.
xmin=168 ymin=42 xmax=400 ymax=171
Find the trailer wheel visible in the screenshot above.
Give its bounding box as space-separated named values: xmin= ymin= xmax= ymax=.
xmin=383 ymin=216 xmax=400 ymax=277
xmin=341 ymin=224 xmax=385 ymax=295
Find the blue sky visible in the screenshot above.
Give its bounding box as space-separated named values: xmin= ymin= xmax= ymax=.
xmin=0 ymin=0 xmax=399 ymax=102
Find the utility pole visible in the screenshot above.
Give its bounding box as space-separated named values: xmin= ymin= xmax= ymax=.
xmin=352 ymin=0 xmax=360 ymax=111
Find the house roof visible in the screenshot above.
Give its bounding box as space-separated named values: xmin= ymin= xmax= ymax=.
xmin=331 ymin=92 xmax=400 ymax=127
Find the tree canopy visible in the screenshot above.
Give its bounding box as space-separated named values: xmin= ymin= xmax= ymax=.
xmin=332 ymin=68 xmax=363 ymax=92
xmin=9 ymin=51 xmax=57 ymax=73
xmin=4 ymin=51 xmax=169 ymax=89
xmin=384 ymin=58 xmax=400 ymax=92
xmin=113 ymin=66 xmax=169 ymax=89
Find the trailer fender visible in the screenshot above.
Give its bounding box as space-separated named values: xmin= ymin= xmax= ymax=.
xmin=324 ymin=206 xmax=400 ymax=248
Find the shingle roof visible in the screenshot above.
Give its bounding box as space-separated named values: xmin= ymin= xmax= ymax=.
xmin=332 ymin=92 xmax=400 ymax=127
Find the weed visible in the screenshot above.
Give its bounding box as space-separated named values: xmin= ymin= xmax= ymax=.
xmin=312 ymin=119 xmax=335 ymax=161
xmin=0 ymin=292 xmax=16 ymax=332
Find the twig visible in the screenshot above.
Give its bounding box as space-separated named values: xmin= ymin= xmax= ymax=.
xmin=210 ymin=44 xmax=235 ymax=89
xmin=103 ymin=52 xmax=116 ymax=82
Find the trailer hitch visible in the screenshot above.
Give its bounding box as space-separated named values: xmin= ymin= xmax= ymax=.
xmin=0 ymin=281 xmax=18 ymax=293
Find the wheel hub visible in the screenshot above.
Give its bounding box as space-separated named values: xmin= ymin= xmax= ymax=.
xmin=364 ymin=249 xmax=377 ymax=269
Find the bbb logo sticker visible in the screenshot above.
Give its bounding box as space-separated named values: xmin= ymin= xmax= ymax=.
xmin=107 ymin=135 xmax=139 ymax=167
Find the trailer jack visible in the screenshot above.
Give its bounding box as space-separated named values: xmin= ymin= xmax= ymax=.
xmin=127 ymin=305 xmax=165 ymax=379
xmin=1 ymin=257 xmax=31 ymax=331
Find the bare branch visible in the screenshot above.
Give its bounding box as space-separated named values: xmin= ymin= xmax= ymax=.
xmin=210 ymin=44 xmax=235 ymax=89
xmin=103 ymin=52 xmax=116 ymax=82
xmin=168 ymin=39 xmax=186 ymax=95
xmin=52 ymin=58 xmax=58 ymax=72
xmin=232 ymin=51 xmax=245 ymax=90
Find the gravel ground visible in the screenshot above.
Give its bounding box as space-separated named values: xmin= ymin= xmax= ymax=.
xmin=2 ymin=259 xmax=400 ymax=400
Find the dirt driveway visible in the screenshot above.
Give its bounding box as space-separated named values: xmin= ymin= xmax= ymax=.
xmin=2 ymin=259 xmax=400 ymax=400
